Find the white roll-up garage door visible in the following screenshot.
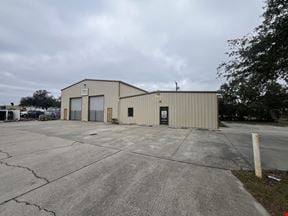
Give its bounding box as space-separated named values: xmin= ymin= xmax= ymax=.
xmin=89 ymin=96 xmax=104 ymax=122
xmin=70 ymin=98 xmax=82 ymax=120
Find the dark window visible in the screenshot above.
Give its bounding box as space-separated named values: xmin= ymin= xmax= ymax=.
xmin=128 ymin=107 xmax=133 ymax=117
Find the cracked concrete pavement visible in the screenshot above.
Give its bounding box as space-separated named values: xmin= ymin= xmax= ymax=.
xmin=0 ymin=120 xmax=280 ymax=215
xmin=12 ymin=199 xmax=56 ymax=216
xmin=0 ymin=160 xmax=49 ymax=183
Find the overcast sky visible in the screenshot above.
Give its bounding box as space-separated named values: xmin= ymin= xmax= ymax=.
xmin=0 ymin=0 xmax=264 ymax=104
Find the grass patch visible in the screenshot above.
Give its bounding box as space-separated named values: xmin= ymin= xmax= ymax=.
xmin=233 ymin=170 xmax=288 ymax=216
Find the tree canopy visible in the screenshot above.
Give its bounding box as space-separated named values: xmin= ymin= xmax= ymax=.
xmin=218 ymin=81 xmax=288 ymax=121
xmin=20 ymin=90 xmax=60 ymax=109
xmin=218 ymin=0 xmax=288 ymax=85
xmin=218 ymin=0 xmax=288 ymax=121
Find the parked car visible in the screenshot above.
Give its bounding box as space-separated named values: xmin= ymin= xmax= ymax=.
xmin=20 ymin=111 xmax=28 ymax=118
xmin=44 ymin=108 xmax=60 ymax=120
xmin=27 ymin=110 xmax=44 ymax=119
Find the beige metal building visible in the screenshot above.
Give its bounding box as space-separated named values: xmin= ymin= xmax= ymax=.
xmin=61 ymin=79 xmax=218 ymax=129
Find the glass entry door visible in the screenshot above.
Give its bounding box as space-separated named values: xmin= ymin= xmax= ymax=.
xmin=160 ymin=106 xmax=169 ymax=125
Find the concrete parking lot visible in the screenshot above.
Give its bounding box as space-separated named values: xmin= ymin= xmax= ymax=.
xmin=0 ymin=121 xmax=276 ymax=216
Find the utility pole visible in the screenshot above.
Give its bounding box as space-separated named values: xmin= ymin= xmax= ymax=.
xmin=175 ymin=81 xmax=180 ymax=91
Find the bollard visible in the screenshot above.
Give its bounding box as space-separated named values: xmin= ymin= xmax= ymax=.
xmin=252 ymin=133 xmax=262 ymax=178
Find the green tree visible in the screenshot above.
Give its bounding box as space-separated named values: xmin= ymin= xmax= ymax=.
xmin=218 ymin=83 xmax=238 ymax=120
xmin=218 ymin=0 xmax=288 ymax=85
xmin=218 ymin=81 xmax=288 ymax=121
xmin=20 ymin=90 xmax=60 ymax=109
xmin=261 ymin=82 xmax=288 ymax=120
xmin=218 ymin=0 xmax=288 ymax=121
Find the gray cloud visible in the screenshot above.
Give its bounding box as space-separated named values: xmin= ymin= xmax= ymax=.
xmin=0 ymin=0 xmax=264 ymax=104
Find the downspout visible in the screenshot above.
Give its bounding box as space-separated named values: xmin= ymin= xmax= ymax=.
xmin=118 ymin=82 xmax=120 ymax=123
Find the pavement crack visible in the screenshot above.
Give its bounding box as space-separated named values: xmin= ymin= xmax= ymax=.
xmin=71 ymin=140 xmax=82 ymax=146
xmin=0 ymin=150 xmax=122 ymax=206
xmin=0 ymin=149 xmax=12 ymax=160
xmin=170 ymin=129 xmax=192 ymax=157
xmin=131 ymin=151 xmax=230 ymax=171
xmin=13 ymin=199 xmax=56 ymax=216
xmin=0 ymin=161 xmax=49 ymax=183
xmin=72 ymin=140 xmax=121 ymax=151
xmin=220 ymin=132 xmax=252 ymax=169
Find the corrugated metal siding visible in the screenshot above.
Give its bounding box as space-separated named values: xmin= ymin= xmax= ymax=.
xmin=119 ymin=83 xmax=146 ymax=97
xmin=119 ymin=92 xmax=218 ymax=129
xmin=61 ymin=80 xmax=119 ymax=122
xmin=61 ymin=80 xmax=218 ymax=129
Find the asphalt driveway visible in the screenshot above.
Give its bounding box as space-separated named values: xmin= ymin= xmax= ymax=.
xmin=0 ymin=121 xmax=269 ymax=216
xmin=222 ymin=122 xmax=288 ymax=171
